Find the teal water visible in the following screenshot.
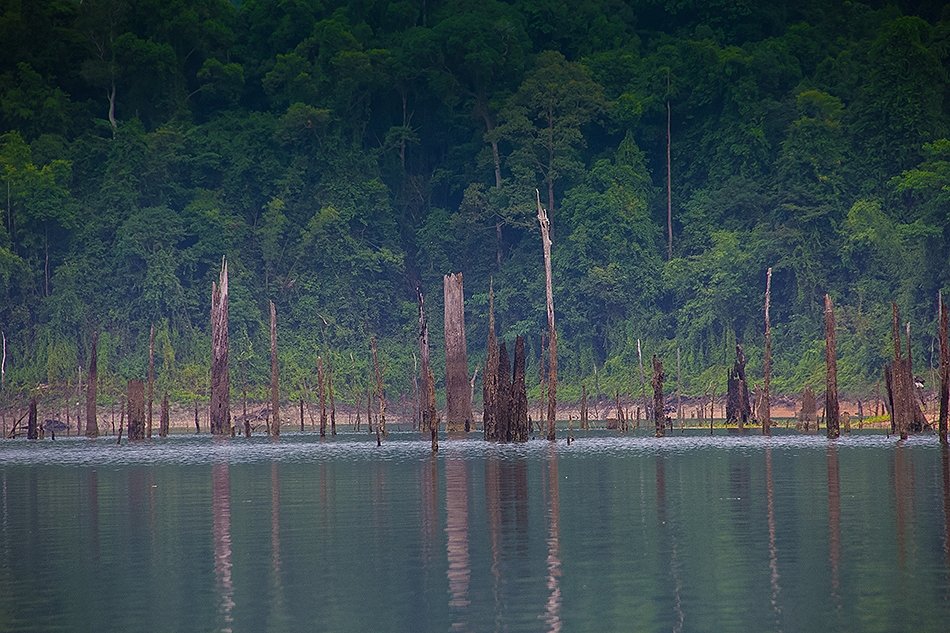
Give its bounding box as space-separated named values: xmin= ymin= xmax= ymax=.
xmin=1 ymin=430 xmax=949 ymax=632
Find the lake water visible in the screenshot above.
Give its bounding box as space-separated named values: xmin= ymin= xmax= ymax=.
xmin=1 ymin=430 xmax=949 ymax=632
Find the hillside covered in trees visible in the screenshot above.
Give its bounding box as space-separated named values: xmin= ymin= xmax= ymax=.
xmin=0 ymin=0 xmax=947 ymax=411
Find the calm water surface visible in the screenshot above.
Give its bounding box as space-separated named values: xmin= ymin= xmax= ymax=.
xmin=1 ymin=430 xmax=949 ymax=632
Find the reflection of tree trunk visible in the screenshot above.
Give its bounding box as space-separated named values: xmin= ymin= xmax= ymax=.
xmin=485 ymin=457 xmax=503 ymax=623
xmin=444 ymin=273 xmax=472 ymax=432
xmin=893 ymin=445 xmax=914 ymax=570
xmin=827 ymin=445 xmax=841 ymax=604
xmin=446 ymin=459 xmax=471 ymax=627
xmin=543 ymin=445 xmax=562 ymax=633
xmin=765 ymin=447 xmax=782 ymax=626
xmin=212 ymin=463 xmax=234 ymax=633
xmin=270 ymin=463 xmax=284 ymax=624
xmin=88 ymin=469 xmax=99 ymax=562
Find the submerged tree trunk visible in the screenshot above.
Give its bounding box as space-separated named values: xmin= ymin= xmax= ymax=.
xmin=269 ymin=300 xmax=280 ymax=437
xmin=85 ymin=333 xmax=99 ymax=438
xmin=939 ymin=293 xmax=949 ymax=442
xmin=581 ymin=384 xmax=589 ymax=431
xmin=329 ymin=366 xmax=336 ymax=436
xmin=318 ymin=356 xmax=327 ymax=437
xmin=652 ymin=355 xmax=665 ymax=438
xmin=160 ymin=392 xmax=170 ymax=438
xmin=512 ymin=337 xmax=529 ymax=441
xmin=537 ymin=190 xmax=557 ymax=440
xmin=27 ymin=397 xmax=38 ymax=440
xmin=637 ymin=339 xmax=649 ymax=430
xmin=496 ymin=342 xmax=512 ymax=442
xmin=726 ymin=345 xmax=752 ymax=429
xmin=443 ymin=272 xmax=473 ymax=432
xmin=825 ymin=294 xmax=840 ymax=439
xmin=147 ymin=324 xmax=155 ymax=439
xmin=763 ymin=268 xmax=772 ymax=436
xmin=417 ymin=287 xmax=438 ymax=452
xmin=127 ymin=380 xmax=145 ymax=441
xmin=371 ymin=337 xmax=386 ymax=437
xmin=210 ymin=259 xmax=230 ymax=435
xmin=483 ymin=280 xmax=499 ymax=441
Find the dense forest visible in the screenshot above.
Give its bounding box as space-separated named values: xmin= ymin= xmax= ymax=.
xmin=0 ymin=0 xmax=947 ymax=412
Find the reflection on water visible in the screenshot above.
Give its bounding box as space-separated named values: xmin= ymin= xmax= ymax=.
xmin=1 ymin=432 xmax=950 ymax=632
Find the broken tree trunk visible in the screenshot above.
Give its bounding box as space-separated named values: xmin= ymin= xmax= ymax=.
xmin=652 ymin=355 xmax=665 ymax=438
xmin=318 ymin=356 xmax=327 ymax=437
xmin=825 ymin=294 xmax=840 ymax=439
xmin=27 ymin=397 xmax=38 ymax=440
xmin=210 ymin=259 xmax=230 ymax=435
xmin=127 ymin=380 xmax=145 ymax=441
xmin=417 ymin=287 xmax=438 ymax=452
xmin=371 ymin=337 xmax=386 ymax=437
xmin=726 ymin=345 xmax=752 ymax=429
xmin=676 ymin=347 xmax=683 ymax=432
xmin=496 ymin=341 xmax=512 ymax=442
xmin=483 ymin=279 xmax=499 ymax=441
xmin=800 ymin=386 xmax=817 ymax=432
xmin=637 ymin=339 xmax=650 ymax=430
xmin=147 ymin=324 xmax=155 ymax=439
xmin=581 ymin=384 xmax=589 ymax=431
xmin=269 ymin=300 xmax=280 ymax=437
xmin=85 ymin=332 xmax=99 ymax=438
xmin=511 ymin=335 xmax=529 ymax=442
xmin=763 ymin=267 xmax=772 ymax=436
xmin=537 ymin=189 xmax=557 ymax=440
xmin=160 ymin=392 xmax=169 ymax=438
xmin=443 ymin=272 xmax=473 ymax=432
xmin=939 ymin=293 xmax=949 ymax=442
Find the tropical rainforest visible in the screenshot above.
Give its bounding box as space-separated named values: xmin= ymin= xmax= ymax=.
xmin=0 ymin=0 xmax=947 ymax=412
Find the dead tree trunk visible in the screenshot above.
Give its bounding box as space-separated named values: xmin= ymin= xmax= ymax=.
xmin=800 ymin=386 xmax=817 ymax=432
xmin=637 ymin=339 xmax=650 ymax=430
xmin=652 ymin=355 xmax=665 ymax=438
xmin=443 ymin=272 xmax=473 ymax=432
xmin=269 ymin=300 xmax=280 ymax=437
xmin=27 ymin=397 xmax=38 ymax=440
xmin=763 ymin=267 xmax=772 ymax=436
xmin=329 ymin=366 xmax=336 ymax=436
xmin=127 ymin=380 xmax=145 ymax=441
xmin=890 ymin=303 xmax=911 ymax=439
xmin=417 ymin=287 xmax=438 ymax=452
xmin=511 ymin=336 xmax=529 ymax=442
xmin=483 ymin=280 xmax=499 ymax=441
xmin=939 ymin=293 xmax=949 ymax=442
xmin=210 ymin=259 xmax=230 ymax=436
xmin=726 ymin=345 xmax=752 ymax=429
xmin=371 ymin=337 xmax=386 ymax=437
xmin=581 ymin=384 xmax=589 ymax=431
xmin=160 ymin=392 xmax=170 ymax=438
xmin=318 ymin=356 xmax=327 ymax=437
xmin=496 ymin=341 xmax=512 ymax=442
xmin=147 ymin=323 xmax=155 ymax=438
xmin=825 ymin=294 xmax=840 ymax=439
xmin=85 ymin=333 xmax=99 ymax=438
xmin=676 ymin=347 xmax=683 ymax=432
xmin=537 ymin=190 xmax=557 ymax=441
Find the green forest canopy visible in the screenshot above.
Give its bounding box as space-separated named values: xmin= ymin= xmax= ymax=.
xmin=0 ymin=0 xmax=947 ymax=409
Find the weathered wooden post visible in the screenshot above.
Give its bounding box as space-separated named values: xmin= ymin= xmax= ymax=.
xmin=939 ymin=293 xmax=948 ymax=443
xmin=127 ymin=380 xmax=145 ymax=441
xmin=210 ymin=258 xmax=230 ymax=435
xmin=318 ymin=356 xmax=327 ymax=437
xmin=763 ymin=267 xmax=772 ymax=435
xmin=269 ymin=300 xmax=280 ymax=437
xmin=483 ymin=279 xmax=498 ymax=441
xmin=652 ymin=354 xmax=665 ymax=438
xmin=160 ymin=392 xmax=170 ymax=437
xmin=417 ymin=287 xmax=438 ymax=452
xmin=825 ymin=294 xmax=840 ymax=439
xmin=371 ymin=337 xmax=386 ymax=437
xmin=537 ymin=189 xmax=557 ymax=440
xmin=443 ymin=272 xmax=473 ymax=432
xmin=85 ymin=333 xmax=99 ymax=438
xmin=147 ymin=324 xmax=155 ymax=438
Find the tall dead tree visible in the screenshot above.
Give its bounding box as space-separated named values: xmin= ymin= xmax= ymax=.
xmin=939 ymin=293 xmax=949 ymax=442
xmin=580 ymin=384 xmax=589 ymax=431
xmin=147 ymin=324 xmax=155 ymax=438
xmin=318 ymin=356 xmax=327 ymax=437
xmin=825 ymin=294 xmax=840 ymax=439
xmin=210 ymin=259 xmax=230 ymax=435
xmin=763 ymin=268 xmax=772 ymax=436
xmin=511 ymin=337 xmax=528 ymax=441
xmin=666 ymin=70 xmax=673 ymax=261
xmin=27 ymin=397 xmax=38 ymax=440
xmin=726 ymin=345 xmax=752 ymax=429
xmin=676 ymin=347 xmax=683 ymax=431
xmin=371 ymin=337 xmax=386 ymax=437
xmin=160 ymin=392 xmax=169 ymax=437
xmin=269 ymin=300 xmax=280 ymax=437
xmin=127 ymin=380 xmax=145 ymax=441
xmin=652 ymin=355 xmax=665 ymax=438
xmin=537 ymin=189 xmax=557 ymax=440
xmin=328 ymin=365 xmax=336 ymax=436
xmin=417 ymin=287 xmax=438 ymax=452
xmin=496 ymin=342 xmax=512 ymax=442
xmin=85 ymin=332 xmax=99 ymax=438
xmin=443 ymin=272 xmax=473 ymax=432
xmin=637 ymin=339 xmax=650 ymax=430
xmin=483 ymin=280 xmax=499 ymax=441
xmin=800 ymin=386 xmax=817 ymax=432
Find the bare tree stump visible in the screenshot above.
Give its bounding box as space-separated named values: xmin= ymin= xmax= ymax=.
xmin=443 ymin=272 xmax=473 ymax=432
xmin=726 ymin=345 xmax=752 ymax=429
xmin=329 ymin=366 xmax=336 ymax=436
xmin=652 ymin=355 xmax=665 ymax=438
xmin=763 ymin=267 xmax=772 ymax=435
xmin=371 ymin=337 xmax=386 ymax=437
xmin=511 ymin=335 xmax=529 ymax=442
xmin=581 ymin=384 xmax=589 ymax=431
xmin=417 ymin=287 xmax=438 ymax=452
xmin=318 ymin=356 xmax=327 ymax=437
xmin=85 ymin=333 xmax=99 ymax=438
xmin=127 ymin=380 xmax=145 ymax=441
xmin=825 ymin=294 xmax=840 ymax=439
xmin=160 ymin=392 xmax=170 ymax=437
xmin=496 ymin=341 xmax=512 ymax=442
xmin=27 ymin=397 xmax=38 ymax=440
xmin=269 ymin=300 xmax=280 ymax=437
xmin=210 ymin=259 xmax=230 ymax=435
xmin=483 ymin=280 xmax=499 ymax=441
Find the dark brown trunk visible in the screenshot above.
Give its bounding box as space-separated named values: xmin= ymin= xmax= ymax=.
xmin=726 ymin=344 xmax=752 ymax=429
xmin=536 ymin=190 xmax=557 ymax=440
xmin=160 ymin=392 xmax=169 ymax=437
xmin=210 ymin=259 xmax=230 ymax=435
xmin=939 ymin=294 xmax=949 ymax=442
xmin=443 ymin=272 xmax=472 ymax=432
xmin=371 ymin=337 xmax=386 ymax=437
xmin=147 ymin=324 xmax=155 ymax=438
xmin=127 ymin=380 xmax=145 ymax=441
xmin=676 ymin=347 xmax=682 ymax=432
xmin=269 ymin=300 xmax=280 ymax=437
xmin=763 ymin=268 xmax=772 ymax=435
xmin=329 ymin=367 xmax=336 ymax=436
xmin=800 ymin=386 xmax=817 ymax=432
xmin=825 ymin=294 xmax=840 ymax=439
xmin=496 ymin=341 xmax=512 ymax=442
xmin=512 ymin=337 xmax=529 ymax=441
xmin=581 ymin=384 xmax=589 ymax=431
xmin=417 ymin=287 xmax=438 ymax=452
xmin=85 ymin=333 xmax=99 ymax=437
xmin=27 ymin=397 xmax=38 ymax=440
xmin=318 ymin=356 xmax=327 ymax=437
xmin=652 ymin=355 xmax=665 ymax=437
xmin=483 ymin=279 xmax=499 ymax=441
xmin=637 ymin=339 xmax=650 ymax=430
